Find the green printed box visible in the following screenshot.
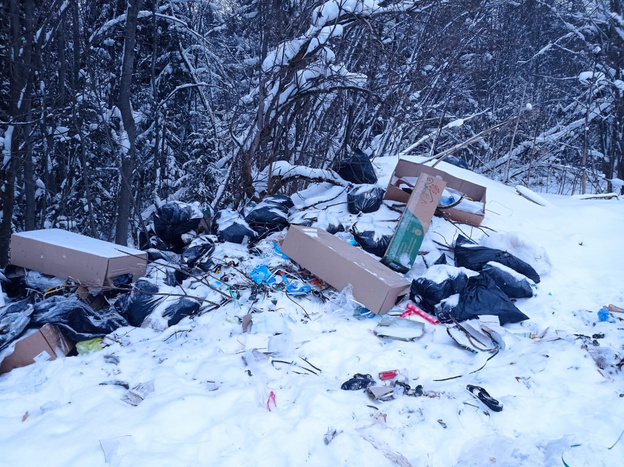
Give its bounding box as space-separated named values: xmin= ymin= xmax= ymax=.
xmin=382 ymin=173 xmax=446 ymax=273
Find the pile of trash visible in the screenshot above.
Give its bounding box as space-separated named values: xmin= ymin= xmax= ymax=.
xmin=0 ymin=152 xmax=619 ymax=388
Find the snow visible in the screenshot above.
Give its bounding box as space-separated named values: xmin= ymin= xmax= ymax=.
xmin=2 ymin=156 xmax=624 ymax=466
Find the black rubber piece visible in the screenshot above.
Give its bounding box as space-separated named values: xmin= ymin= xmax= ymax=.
xmin=467 ymin=384 xmax=503 ymax=412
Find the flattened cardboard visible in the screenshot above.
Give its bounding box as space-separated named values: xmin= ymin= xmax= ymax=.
xmin=10 ymin=229 xmax=148 ymax=287
xmin=382 ymin=173 xmax=445 ymax=273
xmin=385 ymin=159 xmax=487 ymax=226
xmin=0 ymin=324 xmax=74 ymax=374
xmin=280 ymin=226 xmax=410 ymax=315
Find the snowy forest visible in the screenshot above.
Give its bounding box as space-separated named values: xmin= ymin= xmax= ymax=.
xmin=1 ymin=0 xmax=623 ymax=265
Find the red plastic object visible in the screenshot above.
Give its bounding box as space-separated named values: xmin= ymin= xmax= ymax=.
xmin=401 ymin=302 xmax=440 ymax=324
xmin=267 ymin=391 xmax=276 ymax=411
xmin=379 ymin=370 xmax=399 ymax=381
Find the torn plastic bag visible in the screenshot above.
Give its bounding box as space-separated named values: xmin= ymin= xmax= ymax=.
xmin=454 ymin=235 xmax=540 ymax=283
xmin=481 ymin=262 xmax=533 ymax=299
xmin=162 ymin=298 xmax=201 ymax=326
xmin=181 ymin=240 xmax=215 ymax=269
xmin=262 ymin=194 xmax=294 ymax=211
xmin=347 ymin=185 xmax=385 ymax=214
xmin=146 ymin=259 xmax=179 ymax=287
xmin=154 ymin=201 xmax=203 ymax=246
xmin=333 ymin=149 xmax=378 ymax=184
xmin=445 ymin=275 xmax=529 ymax=325
xmin=245 ymin=203 xmax=289 ymax=232
xmin=341 ymin=373 xmax=376 ymax=390
xmin=31 ymin=296 xmax=128 ymax=342
xmin=374 ymin=316 xmax=425 ymax=341
xmin=115 ymin=280 xmax=163 ymax=327
xmin=409 ymin=272 xmax=468 ymax=314
xmin=0 ymin=298 xmax=34 ymax=350
xmin=212 ymin=209 xmax=258 ymax=244
xmin=352 ymin=229 xmax=392 ymax=258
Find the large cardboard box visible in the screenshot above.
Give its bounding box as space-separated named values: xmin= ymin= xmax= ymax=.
xmin=0 ymin=324 xmax=74 ymax=374
xmin=385 ymin=159 xmax=487 ymax=226
xmin=280 ymin=226 xmax=410 ymax=314
xmin=10 ymin=229 xmax=148 ymax=287
xmin=382 ymin=172 xmax=446 ymax=273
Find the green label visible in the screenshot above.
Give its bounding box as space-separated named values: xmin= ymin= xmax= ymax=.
xmin=381 ymin=210 xmax=424 ymax=273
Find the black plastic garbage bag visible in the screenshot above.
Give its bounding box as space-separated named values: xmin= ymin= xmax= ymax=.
xmin=347 ymin=185 xmax=385 ymax=214
xmin=116 ymin=280 xmax=162 ymax=327
xmin=481 ymin=263 xmax=533 ymax=299
xmin=409 ymin=272 xmax=468 ymax=314
xmin=162 ymin=298 xmax=201 ymax=326
xmin=245 ymin=203 xmax=289 ymax=231
xmin=262 ymin=194 xmax=294 ymax=211
xmin=0 ymin=298 xmax=34 ymax=350
xmin=182 ymin=240 xmax=215 ymax=269
xmin=352 ymin=230 xmax=392 ymax=257
xmin=313 ymin=212 xmax=345 ymax=234
xmin=341 ymin=373 xmax=376 ymax=390
xmin=454 ymin=235 xmax=540 ymax=283
xmin=212 ymin=209 xmax=257 ymax=244
xmin=333 ymin=149 xmax=378 ymax=184
xmin=31 ymin=296 xmax=128 ymax=342
xmin=434 ymin=254 xmax=448 ymax=265
xmin=447 ymin=275 xmax=529 ymax=325
xmin=154 ymin=202 xmax=203 ymax=245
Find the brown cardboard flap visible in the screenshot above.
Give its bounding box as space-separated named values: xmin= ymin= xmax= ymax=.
xmin=385 ymin=159 xmax=487 ymax=226
xmin=0 ymin=324 xmax=74 ymax=374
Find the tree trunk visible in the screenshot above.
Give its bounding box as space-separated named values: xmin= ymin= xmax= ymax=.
xmin=114 ymin=0 xmax=142 ymax=245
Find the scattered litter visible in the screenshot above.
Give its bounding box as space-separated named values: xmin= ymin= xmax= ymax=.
xmin=266 ymin=390 xmax=277 ymax=411
xmin=324 ymin=427 xmax=340 ymax=445
xmin=466 ymin=384 xmax=503 ymax=412
xmin=99 ymin=380 xmax=130 ymax=389
xmin=598 ymin=307 xmax=615 ymax=323
xmin=400 ymin=302 xmax=440 ymax=325
xmin=378 ymin=370 xmax=399 ymax=381
xmin=366 ymin=385 xmax=395 ymax=401
xmin=121 ymin=381 xmax=155 ymax=406
xmin=374 ymin=316 xmax=425 ymax=341
xmin=76 ymin=337 xmax=103 ymax=354
xmin=341 ymin=373 xmax=376 ymax=390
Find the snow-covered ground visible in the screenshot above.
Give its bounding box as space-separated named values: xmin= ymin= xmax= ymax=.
xmin=1 ymin=156 xmax=623 ymax=466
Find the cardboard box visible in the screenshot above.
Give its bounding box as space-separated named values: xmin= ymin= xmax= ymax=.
xmin=381 ymin=172 xmax=446 ymax=273
xmin=280 ymin=225 xmax=410 ymax=314
xmin=385 ymin=159 xmax=487 ymax=226
xmin=10 ymin=229 xmax=148 ymax=287
xmin=0 ymin=324 xmax=74 ymax=374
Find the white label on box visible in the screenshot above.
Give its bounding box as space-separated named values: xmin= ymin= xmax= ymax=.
xmin=33 ymin=350 xmax=52 ymax=363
